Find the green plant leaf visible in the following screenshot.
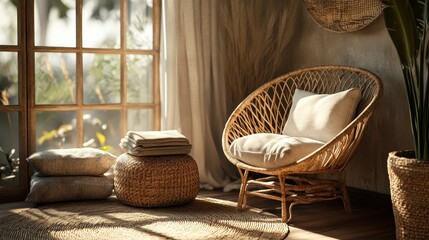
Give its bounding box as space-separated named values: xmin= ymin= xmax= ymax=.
xmin=383 ymin=0 xmax=419 ymax=67
xmin=383 ymin=0 xmax=429 ymax=160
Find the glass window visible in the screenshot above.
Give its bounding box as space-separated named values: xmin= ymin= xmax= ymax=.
xmin=127 ymin=0 xmax=153 ymax=49
xmin=83 ymin=54 xmax=121 ymax=104
xmin=128 ymin=109 xmax=153 ymax=131
xmin=34 ymin=0 xmax=76 ymax=47
xmin=83 ymin=110 xmax=121 ymax=155
xmin=0 ymin=112 xmax=20 ymax=186
xmin=127 ymin=55 xmax=153 ymax=103
xmin=36 ymin=111 xmax=77 ymax=152
xmin=0 ymin=0 xmax=25 ymax=197
xmin=0 ymin=52 xmax=18 ymax=106
xmin=0 ymin=0 xmax=161 ymax=201
xmin=0 ymin=0 xmax=17 ymax=45
xmin=82 ymin=0 xmax=120 ymax=48
xmin=31 ymin=0 xmax=160 ymax=154
xmin=35 ymin=53 xmax=76 ymax=105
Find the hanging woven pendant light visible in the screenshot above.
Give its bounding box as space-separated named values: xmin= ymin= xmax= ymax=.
xmin=303 ymin=0 xmax=383 ymax=33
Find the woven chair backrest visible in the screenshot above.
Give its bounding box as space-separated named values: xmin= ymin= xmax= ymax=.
xmin=223 ymin=65 xmax=383 ymax=172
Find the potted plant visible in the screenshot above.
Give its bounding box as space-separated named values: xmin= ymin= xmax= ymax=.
xmin=383 ymin=0 xmax=429 ymax=239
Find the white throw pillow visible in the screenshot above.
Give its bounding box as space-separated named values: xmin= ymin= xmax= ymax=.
xmin=229 ymin=133 xmax=324 ymax=168
xmin=282 ymin=88 xmax=361 ymax=143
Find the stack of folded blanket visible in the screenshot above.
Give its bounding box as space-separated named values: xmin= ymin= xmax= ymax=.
xmin=119 ymin=130 xmax=192 ymax=156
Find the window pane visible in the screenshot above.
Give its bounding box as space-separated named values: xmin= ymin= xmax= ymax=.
xmin=0 ymin=112 xmax=19 ymax=186
xmin=127 ymin=0 xmax=153 ymax=49
xmin=127 ymin=109 xmax=153 ymax=131
xmin=34 ymin=0 xmax=76 ymax=47
xmin=0 ymin=52 xmax=18 ymax=106
xmin=83 ymin=0 xmax=120 ymax=48
xmin=0 ymin=0 xmax=17 ymax=45
xmin=83 ymin=54 xmax=120 ymax=104
xmin=127 ymin=55 xmax=153 ymax=103
xmin=83 ymin=110 xmax=121 ymax=155
xmin=35 ymin=53 xmax=76 ymax=105
xmin=36 ymin=111 xmax=77 ymax=152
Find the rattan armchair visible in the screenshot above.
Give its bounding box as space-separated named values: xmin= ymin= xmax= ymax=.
xmin=222 ymin=66 xmax=383 ymax=223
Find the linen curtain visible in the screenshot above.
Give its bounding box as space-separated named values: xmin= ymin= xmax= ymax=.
xmin=160 ymin=0 xmax=237 ymax=189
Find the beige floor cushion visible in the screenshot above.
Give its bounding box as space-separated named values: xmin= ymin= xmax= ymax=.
xmin=27 ymin=148 xmax=116 ymax=176
xmin=26 ymin=174 xmax=113 ymax=204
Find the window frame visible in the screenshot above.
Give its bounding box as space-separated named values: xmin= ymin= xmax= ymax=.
xmin=0 ymin=0 xmax=28 ymax=202
xmin=0 ymin=0 xmax=161 ymax=201
xmin=28 ymin=0 xmax=161 ymax=154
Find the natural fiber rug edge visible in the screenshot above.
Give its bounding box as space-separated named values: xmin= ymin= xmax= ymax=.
xmin=0 ymin=196 xmax=289 ymax=240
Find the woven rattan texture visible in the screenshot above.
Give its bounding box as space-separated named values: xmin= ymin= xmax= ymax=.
xmin=223 ymin=66 xmax=382 ymax=174
xmin=304 ymin=0 xmax=383 ymax=33
xmin=114 ymin=153 xmax=199 ymax=207
xmin=388 ymin=151 xmax=429 ymax=240
xmin=0 ymin=197 xmax=288 ymax=240
xmin=222 ymin=65 xmax=383 ymax=222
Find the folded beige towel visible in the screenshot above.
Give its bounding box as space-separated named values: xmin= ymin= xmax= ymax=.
xmin=126 ymin=130 xmax=190 ymax=147
xmin=119 ymin=141 xmax=191 ymax=156
xmin=123 ymin=135 xmax=190 ymax=148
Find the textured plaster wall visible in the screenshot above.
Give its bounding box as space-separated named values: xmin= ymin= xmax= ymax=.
xmin=276 ymin=2 xmax=413 ymax=194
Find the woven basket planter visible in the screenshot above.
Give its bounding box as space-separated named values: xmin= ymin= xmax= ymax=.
xmin=388 ymin=151 xmax=429 ymax=240
xmin=114 ymin=153 xmax=199 ymax=207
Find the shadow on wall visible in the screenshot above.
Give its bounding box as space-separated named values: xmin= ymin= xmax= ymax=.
xmin=274 ymin=1 xmax=412 ymax=194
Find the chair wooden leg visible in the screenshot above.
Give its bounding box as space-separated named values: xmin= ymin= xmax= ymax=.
xmin=237 ymin=168 xmax=249 ymax=211
xmin=340 ymin=172 xmax=352 ymax=214
xmin=342 ymin=188 xmax=352 ymax=214
xmin=277 ymin=174 xmax=288 ymax=223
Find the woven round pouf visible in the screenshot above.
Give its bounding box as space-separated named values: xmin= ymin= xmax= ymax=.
xmin=114 ymin=153 xmax=199 ymax=207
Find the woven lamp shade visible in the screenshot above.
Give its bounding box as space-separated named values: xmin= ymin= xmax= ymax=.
xmin=114 ymin=153 xmax=200 ymax=208
xmin=303 ymin=0 xmax=383 ymax=33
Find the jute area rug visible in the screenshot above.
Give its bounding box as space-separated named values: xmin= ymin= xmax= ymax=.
xmin=0 ymin=197 xmax=288 ymax=240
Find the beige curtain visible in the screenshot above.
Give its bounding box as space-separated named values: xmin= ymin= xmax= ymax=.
xmin=220 ymin=0 xmax=298 ymax=110
xmin=160 ymin=0 xmax=237 ymax=189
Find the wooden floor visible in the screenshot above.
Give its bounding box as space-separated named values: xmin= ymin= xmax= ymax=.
xmin=199 ymin=190 xmax=396 ymax=240
xmin=0 ymin=189 xmax=396 ymax=239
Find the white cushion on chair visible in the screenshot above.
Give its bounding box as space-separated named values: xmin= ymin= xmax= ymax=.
xmin=282 ymin=88 xmax=361 ymax=143
xmin=229 ymin=133 xmax=324 ymax=168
